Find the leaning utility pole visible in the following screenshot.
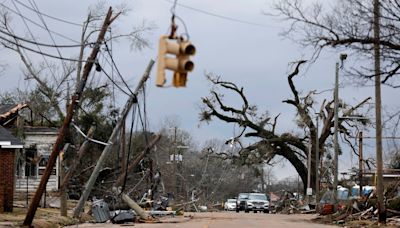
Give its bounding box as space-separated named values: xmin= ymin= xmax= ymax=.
xmin=373 ymin=0 xmax=386 ymax=223
xmin=23 ymin=8 xmax=117 ymax=226
xmin=73 ymin=60 xmax=155 ymax=219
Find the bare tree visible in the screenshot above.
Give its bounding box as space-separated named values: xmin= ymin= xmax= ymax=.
xmin=271 ymin=0 xmax=400 ymax=87
xmin=200 ymin=61 xmax=370 ymax=192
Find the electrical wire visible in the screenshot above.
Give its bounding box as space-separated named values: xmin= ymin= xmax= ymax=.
xmin=170 ymin=0 xmax=178 ymax=16
xmin=11 ymin=0 xmax=58 ymax=83
xmin=29 ymin=0 xmax=69 ymax=74
xmin=0 ymin=35 xmax=93 ymax=62
xmin=137 ymin=102 xmax=148 ymax=144
xmin=0 ymin=2 xmax=80 ymax=43
xmin=103 ymin=42 xmax=134 ymax=95
xmin=99 ymin=65 xmax=131 ymax=96
xmin=174 ymin=14 xmax=190 ymax=40
xmin=163 ymin=0 xmax=276 ymax=29
xmin=14 ymin=0 xmax=95 ymax=28
xmin=109 ymin=28 xmax=116 ymax=109
xmin=120 ymin=104 xmax=138 ymax=194
xmin=0 ymin=30 xmax=94 ymax=48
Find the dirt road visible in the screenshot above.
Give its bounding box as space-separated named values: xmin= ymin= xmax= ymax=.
xmin=66 ymin=212 xmax=337 ymax=228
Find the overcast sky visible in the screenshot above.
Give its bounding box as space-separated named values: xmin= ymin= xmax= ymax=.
xmin=1 ymin=0 xmax=399 ymax=180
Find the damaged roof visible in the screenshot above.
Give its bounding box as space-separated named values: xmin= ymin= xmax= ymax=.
xmin=0 ymin=103 xmax=28 ymax=125
xmin=0 ymin=126 xmax=23 ymax=149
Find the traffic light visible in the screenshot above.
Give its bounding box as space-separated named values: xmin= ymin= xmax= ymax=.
xmin=156 ymin=35 xmax=196 ymax=87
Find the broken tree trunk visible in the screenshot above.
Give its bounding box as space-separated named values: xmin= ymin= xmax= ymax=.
xmin=73 ymin=60 xmax=155 ymax=219
xmin=114 ymin=134 xmax=162 ymax=187
xmin=23 ymin=8 xmax=117 ymax=226
xmin=112 ymin=187 xmax=151 ymax=221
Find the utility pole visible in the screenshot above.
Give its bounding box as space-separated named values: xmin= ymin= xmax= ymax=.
xmin=73 ymin=60 xmax=155 ymax=219
xmin=333 ymin=61 xmax=340 ymax=211
xmin=173 ymin=127 xmax=178 ymax=198
xmin=358 ymin=131 xmax=363 ymax=197
xmin=373 ymin=0 xmax=386 ymax=223
xmin=333 ymin=53 xmax=347 ymax=211
xmin=315 ymin=114 xmax=320 ymax=211
xmin=23 ymin=8 xmax=116 ymax=226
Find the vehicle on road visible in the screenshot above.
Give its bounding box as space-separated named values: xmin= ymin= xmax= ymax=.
xmin=245 ymin=193 xmax=269 ymax=213
xmin=236 ymin=193 xmax=249 ymax=212
xmin=224 ymin=199 xmax=236 ymax=211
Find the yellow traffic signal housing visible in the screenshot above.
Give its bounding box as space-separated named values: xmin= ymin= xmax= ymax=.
xmin=156 ymin=36 xmax=196 ymax=87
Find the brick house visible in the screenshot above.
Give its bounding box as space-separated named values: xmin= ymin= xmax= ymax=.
xmin=0 ymin=126 xmax=23 ymax=213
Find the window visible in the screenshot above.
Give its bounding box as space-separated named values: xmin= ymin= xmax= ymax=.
xmin=25 ymin=148 xmax=37 ymax=177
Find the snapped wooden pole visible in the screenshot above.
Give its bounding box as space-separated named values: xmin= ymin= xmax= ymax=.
xmin=23 ymin=8 xmax=115 ymax=226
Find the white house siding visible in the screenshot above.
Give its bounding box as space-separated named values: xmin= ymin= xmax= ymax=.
xmin=15 ymin=129 xmax=59 ymax=194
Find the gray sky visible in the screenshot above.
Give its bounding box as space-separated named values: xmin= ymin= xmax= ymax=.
xmin=0 ymin=0 xmax=398 ymax=180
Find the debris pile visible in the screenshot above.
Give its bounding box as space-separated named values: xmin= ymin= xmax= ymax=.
xmin=314 ymin=183 xmax=400 ymax=227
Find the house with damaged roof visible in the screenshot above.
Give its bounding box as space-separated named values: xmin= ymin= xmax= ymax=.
xmin=0 ymin=103 xmax=60 ymax=203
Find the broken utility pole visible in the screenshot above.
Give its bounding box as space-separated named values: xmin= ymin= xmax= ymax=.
xmin=23 ymin=7 xmax=118 ymax=226
xmin=73 ymin=60 xmax=155 ymax=219
xmin=112 ymin=187 xmax=151 ymax=221
xmin=114 ymin=134 xmax=161 ymax=187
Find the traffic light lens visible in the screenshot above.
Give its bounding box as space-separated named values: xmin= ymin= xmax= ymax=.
xmin=183 ymin=44 xmax=196 ymax=55
xmin=184 ymin=61 xmax=194 ymax=71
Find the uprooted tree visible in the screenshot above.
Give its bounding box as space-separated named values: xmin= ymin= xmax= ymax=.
xmin=200 ymin=60 xmax=371 ymax=193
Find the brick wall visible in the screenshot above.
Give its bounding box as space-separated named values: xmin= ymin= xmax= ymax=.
xmin=0 ymin=149 xmax=15 ymax=213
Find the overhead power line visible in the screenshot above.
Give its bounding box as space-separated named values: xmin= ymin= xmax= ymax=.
xmin=0 ymin=2 xmax=80 ymax=43
xmin=0 ymin=29 xmax=94 ymax=48
xmin=164 ymin=0 xmax=276 ymax=29
xmin=0 ymin=35 xmax=92 ymax=62
xmin=29 ymin=0 xmax=68 ymax=74
xmin=100 ymin=65 xmax=131 ymax=96
xmin=14 ymin=0 xmax=94 ymax=28
xmin=103 ymin=42 xmax=134 ymax=95
xmin=11 ymin=0 xmax=58 ymax=83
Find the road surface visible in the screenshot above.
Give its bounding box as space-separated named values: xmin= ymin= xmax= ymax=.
xmin=67 ymin=212 xmax=336 ymax=228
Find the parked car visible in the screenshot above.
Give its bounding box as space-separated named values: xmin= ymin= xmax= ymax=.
xmin=236 ymin=193 xmax=249 ymax=212
xmin=245 ymin=193 xmax=269 ymax=213
xmin=224 ymin=199 xmax=236 ymax=211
